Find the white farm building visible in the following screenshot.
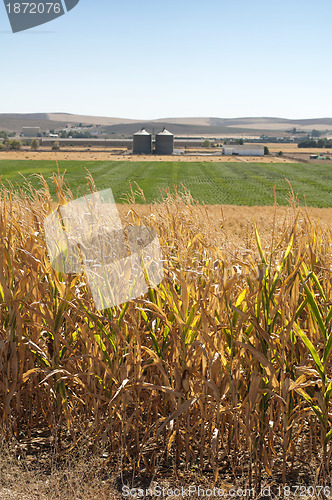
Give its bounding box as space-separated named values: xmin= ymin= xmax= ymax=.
xmin=222 ymin=145 xmax=265 ymax=156
xmin=22 ymin=127 xmax=41 ymax=137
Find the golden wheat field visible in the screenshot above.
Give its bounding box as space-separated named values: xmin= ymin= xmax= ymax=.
xmin=2 ymin=175 xmax=332 ymax=498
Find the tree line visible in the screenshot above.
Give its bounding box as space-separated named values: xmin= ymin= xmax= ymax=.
xmin=298 ymin=138 xmax=332 ymax=148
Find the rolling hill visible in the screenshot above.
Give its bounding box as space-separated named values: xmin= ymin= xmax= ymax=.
xmin=0 ymin=113 xmax=332 ymax=137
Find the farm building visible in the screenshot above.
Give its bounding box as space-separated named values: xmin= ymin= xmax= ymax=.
xmin=133 ymin=128 xmax=152 ymax=154
xmin=22 ymin=127 xmax=41 ymax=137
xmin=223 ymin=144 xmax=264 ymax=156
xmin=155 ymin=128 xmax=174 ymax=155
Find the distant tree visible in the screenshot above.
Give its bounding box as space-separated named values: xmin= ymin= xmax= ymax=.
xmin=311 ymin=129 xmax=321 ymax=138
xmin=59 ymin=130 xmax=96 ymax=139
xmin=236 ymin=138 xmax=244 ymax=145
xmin=298 ymin=138 xmax=332 ymax=148
xmin=298 ymin=139 xmax=317 ymax=148
xmin=202 ymin=139 xmax=211 ymax=148
xmin=264 ymin=146 xmax=270 ymax=155
xmin=30 ymin=138 xmax=39 ymax=150
xmin=52 ymin=141 xmax=60 ymax=151
xmin=277 ymin=150 xmax=283 ymax=156
xmin=0 ymin=143 xmax=5 ymax=150
xmin=9 ymin=139 xmax=22 ymax=150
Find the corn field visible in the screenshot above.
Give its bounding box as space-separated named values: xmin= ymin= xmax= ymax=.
xmin=1 ymin=174 xmax=332 ymax=488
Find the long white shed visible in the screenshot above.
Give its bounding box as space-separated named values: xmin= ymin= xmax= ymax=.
xmin=223 ymin=145 xmax=265 ymax=156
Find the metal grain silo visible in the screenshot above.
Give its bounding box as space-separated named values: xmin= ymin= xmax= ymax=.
xmin=155 ymin=128 xmax=174 ymax=155
xmin=133 ymin=128 xmax=152 ymax=154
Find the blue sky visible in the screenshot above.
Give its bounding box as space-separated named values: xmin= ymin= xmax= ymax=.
xmin=0 ymin=0 xmax=331 ymax=119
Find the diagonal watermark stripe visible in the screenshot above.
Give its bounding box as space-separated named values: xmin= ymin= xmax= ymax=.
xmin=63 ymin=0 xmax=79 ymax=11
xmin=3 ymin=0 xmax=80 ymax=33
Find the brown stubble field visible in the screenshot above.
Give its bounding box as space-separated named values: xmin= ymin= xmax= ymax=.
xmin=0 ymin=149 xmax=295 ymax=163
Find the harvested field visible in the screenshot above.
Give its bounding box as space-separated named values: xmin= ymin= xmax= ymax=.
xmin=266 ymin=143 xmax=332 ymax=154
xmin=0 ymin=150 xmax=294 ymax=163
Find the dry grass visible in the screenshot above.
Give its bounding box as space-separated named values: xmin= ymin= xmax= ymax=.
xmin=1 ymin=175 xmax=332 ymax=497
xmin=0 ymin=150 xmax=295 ymax=163
xmin=266 ymin=143 xmax=332 ymax=154
xmin=0 ymin=441 xmax=116 ymax=499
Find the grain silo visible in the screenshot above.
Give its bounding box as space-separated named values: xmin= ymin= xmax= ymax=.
xmin=133 ymin=128 xmax=152 ymax=154
xmin=155 ymin=128 xmax=174 ymax=155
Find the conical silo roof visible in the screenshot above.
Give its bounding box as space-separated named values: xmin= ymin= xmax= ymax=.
xmin=157 ymin=127 xmax=173 ymax=136
xmin=134 ymin=128 xmax=151 ymax=135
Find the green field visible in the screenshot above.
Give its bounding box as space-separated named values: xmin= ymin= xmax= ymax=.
xmin=0 ymin=160 xmax=332 ymax=206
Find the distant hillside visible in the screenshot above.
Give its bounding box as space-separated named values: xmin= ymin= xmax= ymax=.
xmin=47 ymin=113 xmax=137 ymax=126
xmin=1 ymin=113 xmax=332 ymax=136
xmin=0 ymin=114 xmax=71 ymax=132
xmin=157 ymin=117 xmax=332 ymax=132
xmin=0 ymin=113 xmax=136 ymax=132
xmin=103 ymin=121 xmax=269 ymax=137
